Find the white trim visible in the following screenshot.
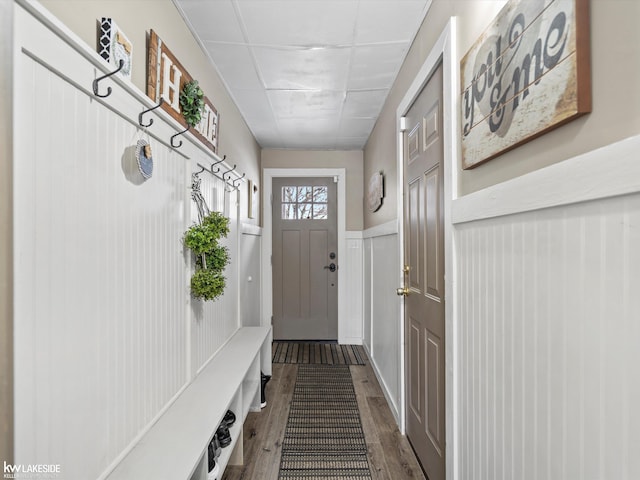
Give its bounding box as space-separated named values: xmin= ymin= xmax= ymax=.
xmin=345 ymin=230 xmax=363 ymax=240
xmin=395 ymin=18 xmax=458 ymax=480
xmin=362 ymin=219 xmax=398 ymax=239
xmin=261 ymin=168 xmax=347 ymax=342
xmin=452 ymin=133 xmax=640 ymax=224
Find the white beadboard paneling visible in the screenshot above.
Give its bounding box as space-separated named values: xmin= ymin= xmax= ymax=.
xmin=15 ymin=55 xmax=188 ymax=478
xmin=13 ymin=6 xmax=244 ymax=479
xmin=239 ymin=226 xmax=262 ymax=327
xmin=342 ymin=234 xmax=363 ymax=344
xmin=190 ymin=173 xmax=240 ymax=375
xmin=455 ymin=194 xmax=640 ymax=480
xmin=363 ymin=232 xmax=401 ymax=421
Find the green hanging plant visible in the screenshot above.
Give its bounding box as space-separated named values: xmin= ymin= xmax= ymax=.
xmin=183 ymin=211 xmax=230 ymax=301
xmin=179 ymin=80 xmax=205 ymax=127
xmin=190 ymin=269 xmax=226 ymax=301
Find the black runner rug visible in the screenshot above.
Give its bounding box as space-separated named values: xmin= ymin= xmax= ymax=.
xmin=272 ymin=342 xmax=367 ymax=366
xmin=278 ymin=364 xmax=373 ymax=479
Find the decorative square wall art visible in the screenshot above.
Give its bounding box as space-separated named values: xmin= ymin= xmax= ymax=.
xmin=98 ymin=18 xmax=132 ymax=80
xmin=460 ymin=0 xmax=591 ymax=169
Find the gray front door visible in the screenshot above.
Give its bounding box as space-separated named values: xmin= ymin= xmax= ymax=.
xmin=272 ymin=177 xmax=338 ymax=340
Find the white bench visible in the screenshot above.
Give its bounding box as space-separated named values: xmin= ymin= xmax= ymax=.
xmin=106 ymin=326 xmax=272 ymax=480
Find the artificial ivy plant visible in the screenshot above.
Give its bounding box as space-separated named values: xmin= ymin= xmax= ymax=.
xmin=179 ymin=80 xmax=205 ymax=128
xmin=183 ymin=211 xmax=230 ymax=301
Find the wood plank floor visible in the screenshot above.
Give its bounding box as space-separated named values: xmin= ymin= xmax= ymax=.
xmin=221 ymin=355 xmax=426 ymax=480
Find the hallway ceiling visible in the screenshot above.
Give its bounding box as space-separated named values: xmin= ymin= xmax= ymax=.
xmin=173 ymin=0 xmax=431 ymax=150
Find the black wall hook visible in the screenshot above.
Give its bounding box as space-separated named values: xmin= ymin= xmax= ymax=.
xmin=170 ymin=127 xmax=189 ymax=148
xmin=222 ymin=164 xmax=237 ymax=181
xmin=194 ymin=164 xmax=206 ymax=176
xmin=93 ymin=59 xmax=124 ymax=98
xmin=209 ymin=154 xmax=226 ymax=173
xmin=232 ymin=173 xmax=246 ymax=190
xmin=139 ymin=98 xmax=164 ymax=127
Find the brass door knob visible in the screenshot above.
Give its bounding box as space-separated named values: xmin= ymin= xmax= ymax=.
xmin=396 ymin=286 xmax=409 ymax=296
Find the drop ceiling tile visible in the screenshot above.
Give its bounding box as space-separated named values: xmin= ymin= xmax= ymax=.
xmin=177 ymin=0 xmax=245 ymax=43
xmin=204 ymin=43 xmax=263 ymax=91
xmin=342 ymin=90 xmax=388 ymax=118
xmin=254 ymin=47 xmax=351 ymax=91
xmin=338 ymin=117 xmax=377 ymax=138
xmin=232 ymin=89 xmax=276 ymax=123
xmin=355 ymin=1 xmax=428 ymax=44
xmin=348 ymin=44 xmax=408 ymax=90
xmin=268 ymin=90 xmax=345 ymax=119
xmin=237 ymin=0 xmax=359 ymax=46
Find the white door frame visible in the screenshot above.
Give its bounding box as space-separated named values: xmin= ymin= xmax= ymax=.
xmin=395 ymin=18 xmax=459 ymax=479
xmin=262 ymin=168 xmax=347 ymax=342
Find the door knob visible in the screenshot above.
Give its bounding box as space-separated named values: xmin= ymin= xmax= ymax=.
xmin=396 ymin=286 xmax=409 ymax=296
xmin=324 ymin=263 xmax=337 ymax=272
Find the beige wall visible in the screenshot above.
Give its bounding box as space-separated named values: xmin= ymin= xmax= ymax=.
xmin=40 ymin=0 xmax=262 ymax=225
xmin=262 ymin=149 xmax=364 ymax=231
xmin=364 ymin=0 xmax=640 ymax=229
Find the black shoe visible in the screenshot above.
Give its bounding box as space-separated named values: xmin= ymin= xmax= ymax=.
xmin=261 ymin=372 xmax=271 ymax=408
xmin=221 ymin=409 xmax=236 ymax=428
xmin=216 ymin=425 xmax=232 ymax=448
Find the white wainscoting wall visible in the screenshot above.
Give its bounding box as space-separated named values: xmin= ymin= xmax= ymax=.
xmin=12 ymin=4 xmax=253 ymax=479
xmin=362 ymin=221 xmax=402 ymax=423
xmin=343 ymin=232 xmax=364 ymax=345
xmin=452 ymin=135 xmax=640 ymax=480
xmin=240 ymin=224 xmax=262 ymax=327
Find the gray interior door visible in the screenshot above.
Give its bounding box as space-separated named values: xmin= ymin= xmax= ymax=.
xmin=402 ymin=62 xmax=446 ymax=480
xmin=272 ymin=177 xmax=338 ymax=340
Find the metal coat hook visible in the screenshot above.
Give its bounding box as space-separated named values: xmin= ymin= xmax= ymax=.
xmin=194 ymin=163 xmax=206 ymax=176
xmin=232 ymin=173 xmax=246 ymax=190
xmin=170 ymin=127 xmax=189 ymax=148
xmin=93 ymin=59 xmax=124 ymax=98
xmin=138 ymin=98 xmax=164 ymax=127
xmin=222 ymin=164 xmax=237 ymax=182
xmin=209 ymin=154 xmax=226 ymax=173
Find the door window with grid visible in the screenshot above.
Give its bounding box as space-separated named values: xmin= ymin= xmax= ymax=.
xmin=281 ymin=185 xmax=328 ymax=220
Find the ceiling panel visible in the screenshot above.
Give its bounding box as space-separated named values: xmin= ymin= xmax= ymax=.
xmin=268 ymin=90 xmax=345 ymax=119
xmin=342 ymin=90 xmax=388 ymax=119
xmin=253 ymin=47 xmax=351 ymax=91
xmin=354 ymin=1 xmax=428 ymax=44
xmin=174 ymin=0 xmax=431 ymax=150
xmin=177 ymin=0 xmax=245 ymax=43
xmin=237 ymin=0 xmax=360 ymax=46
xmin=348 ymin=44 xmax=408 ymax=90
xmin=204 ymin=43 xmax=263 ymax=91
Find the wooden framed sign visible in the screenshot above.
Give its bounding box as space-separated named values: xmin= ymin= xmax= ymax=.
xmin=147 ymin=30 xmax=219 ymax=154
xmin=460 ymin=0 xmax=591 ymax=169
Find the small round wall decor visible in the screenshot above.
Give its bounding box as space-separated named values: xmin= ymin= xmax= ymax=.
xmin=367 ymin=171 xmax=384 ymax=212
xmin=135 ymin=139 xmax=153 ymax=179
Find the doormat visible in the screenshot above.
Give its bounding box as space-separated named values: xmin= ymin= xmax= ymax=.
xmin=278 ymin=364 xmax=373 ymax=479
xmin=272 ymin=342 xmax=367 ymax=366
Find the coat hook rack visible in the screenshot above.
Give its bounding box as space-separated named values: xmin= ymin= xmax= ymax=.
xmin=170 ymin=127 xmax=189 ymax=148
xmin=138 ymin=98 xmax=164 ymax=127
xmin=93 ymin=59 xmax=124 ymax=98
xmin=222 ymin=164 xmax=237 ymax=182
xmin=210 ymin=154 xmax=226 ymax=173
